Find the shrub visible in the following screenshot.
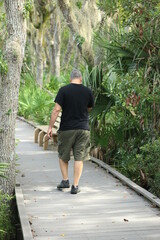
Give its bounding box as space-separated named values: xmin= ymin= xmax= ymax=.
xmin=136 ymin=138 xmax=160 ymax=197
xmin=84 ymin=62 xmax=160 ymax=197
xmin=0 ymin=194 xmax=15 ymax=240
xmin=44 ymin=73 xmax=70 ymax=93
xmin=18 ymin=74 xmax=54 ymax=124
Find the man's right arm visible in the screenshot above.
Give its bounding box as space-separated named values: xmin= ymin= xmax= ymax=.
xmin=47 ymin=88 xmax=63 ymax=138
xmin=47 ymin=103 xmax=61 ymax=138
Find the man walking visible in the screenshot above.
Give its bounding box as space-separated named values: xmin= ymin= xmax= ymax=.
xmin=47 ymin=69 xmax=94 ymax=194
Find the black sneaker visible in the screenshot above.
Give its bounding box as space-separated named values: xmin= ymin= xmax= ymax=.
xmin=71 ymin=185 xmax=80 ymax=194
xmin=57 ymin=179 xmax=70 ymax=189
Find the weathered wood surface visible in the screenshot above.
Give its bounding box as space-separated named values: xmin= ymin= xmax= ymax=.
xmin=15 ymin=119 xmax=160 ymax=240
xmin=15 ymin=185 xmax=33 ymax=240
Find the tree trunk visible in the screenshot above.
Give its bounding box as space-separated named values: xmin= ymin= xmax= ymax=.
xmin=48 ymin=10 xmax=55 ymax=76
xmin=73 ymin=46 xmax=80 ymax=69
xmin=28 ymin=21 xmax=37 ymax=76
xmin=53 ymin=7 xmax=61 ymax=78
xmin=31 ymin=0 xmax=56 ymax=84
xmin=63 ymin=33 xmax=74 ymax=71
xmin=0 ymin=0 xmax=26 ymax=194
xmin=36 ymin=27 xmax=43 ymax=87
xmin=47 ymin=7 xmax=61 ymax=78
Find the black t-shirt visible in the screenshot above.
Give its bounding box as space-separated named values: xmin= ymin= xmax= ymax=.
xmin=55 ymin=83 xmax=94 ymax=131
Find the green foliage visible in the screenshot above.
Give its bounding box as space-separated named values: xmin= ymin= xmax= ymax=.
xmin=44 ymin=71 xmax=70 ymax=95
xmin=85 ymin=60 xmax=160 ymax=194
xmin=74 ymin=33 xmax=85 ymax=48
xmin=95 ymin=23 xmax=160 ymax=77
xmin=23 ymin=0 xmax=33 ymax=18
xmin=0 ymin=1 xmax=4 ymax=7
xmin=97 ymin=0 xmax=160 ymax=21
xmin=0 ymin=4 xmax=6 ymax=60
xmin=22 ymin=40 xmax=35 ymax=75
xmin=83 ymin=64 xmax=118 ymax=153
xmin=0 ymin=50 xmax=8 ymax=75
xmin=115 ymin=137 xmax=160 ymax=198
xmin=5 ymin=109 xmax=12 ymax=116
xmin=97 ymin=0 xmax=118 ymax=15
xmin=18 ymin=74 xmax=54 ymax=124
xmin=0 ymin=6 xmax=6 ymax=47
xmin=86 ymin=0 xmax=160 ymax=196
xmin=0 ymin=163 xmax=9 ymax=178
xmin=44 ymin=75 xmax=60 ymax=92
xmin=0 ymin=194 xmax=15 ymax=240
xmin=114 ymin=142 xmax=140 ymax=181
xmin=96 ymin=0 xmax=160 ymax=85
xmin=136 ymin=138 xmax=160 ymax=197
xmin=0 ymin=12 xmax=6 ymax=22
xmin=44 ymin=73 xmax=70 ymax=93
xmin=85 ymin=0 xmax=160 ymax=197
xmin=76 ymin=1 xmax=83 ymax=9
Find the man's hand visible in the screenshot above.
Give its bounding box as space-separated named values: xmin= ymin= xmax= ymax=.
xmin=47 ymin=127 xmax=53 ymax=138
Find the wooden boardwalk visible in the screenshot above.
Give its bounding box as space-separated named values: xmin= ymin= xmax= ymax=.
xmin=15 ymin=119 xmax=160 ymax=240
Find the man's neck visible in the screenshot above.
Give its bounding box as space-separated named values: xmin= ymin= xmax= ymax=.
xmin=71 ymin=79 xmax=82 ymax=84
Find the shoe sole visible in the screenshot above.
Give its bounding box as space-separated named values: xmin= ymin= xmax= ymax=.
xmin=57 ymin=187 xmax=70 ymax=192
xmin=71 ymin=190 xmax=80 ymax=194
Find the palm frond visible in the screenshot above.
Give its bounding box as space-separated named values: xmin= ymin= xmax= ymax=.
xmin=94 ymin=26 xmax=156 ymax=75
xmin=0 ymin=163 xmax=9 ymax=179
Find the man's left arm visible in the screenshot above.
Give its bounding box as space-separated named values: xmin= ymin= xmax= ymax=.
xmin=88 ymin=90 xmax=94 ymax=112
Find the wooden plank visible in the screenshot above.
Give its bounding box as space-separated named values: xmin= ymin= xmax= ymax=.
xmin=43 ymin=134 xmax=48 ymax=150
xmin=38 ymin=131 xmax=45 ymax=146
xmin=36 ymin=126 xmax=57 ymax=134
xmin=28 ymin=216 xmax=160 ymax=228
xmin=56 ymin=116 xmax=61 ymax=123
xmin=90 ymin=157 xmax=160 ymax=208
xmin=34 ymin=128 xmax=41 ymax=143
xmin=58 ymin=112 xmax=62 ymax=117
xmin=54 ymin=121 xmax=60 ymax=129
xmin=15 ymin=185 xmax=33 ymax=240
xmin=28 ymin=225 xmax=160 ymax=233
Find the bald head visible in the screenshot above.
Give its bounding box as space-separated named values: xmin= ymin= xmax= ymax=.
xmin=70 ymin=69 xmax=82 ymax=82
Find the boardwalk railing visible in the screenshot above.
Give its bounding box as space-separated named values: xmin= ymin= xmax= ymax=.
xmin=91 ymin=157 xmax=160 ymax=208
xmin=15 ymin=183 xmax=33 ymax=240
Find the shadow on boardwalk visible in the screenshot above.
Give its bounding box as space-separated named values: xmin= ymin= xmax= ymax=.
xmin=15 ymin=119 xmax=160 ymax=240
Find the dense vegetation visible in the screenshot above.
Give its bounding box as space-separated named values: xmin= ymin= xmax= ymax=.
xmin=0 ymin=164 xmax=17 ymax=239
xmin=86 ymin=1 xmax=160 ymax=197
xmin=19 ymin=74 xmax=54 ymax=124
xmin=0 ymin=194 xmax=16 ymax=240
xmin=85 ymin=1 xmax=160 ymax=196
